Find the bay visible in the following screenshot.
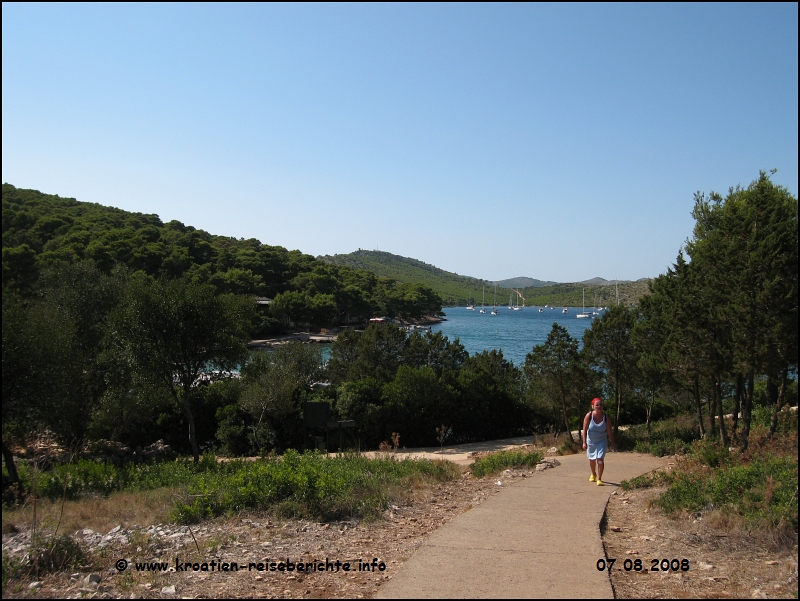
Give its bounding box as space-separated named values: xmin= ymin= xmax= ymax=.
xmin=430 ymin=305 xmax=599 ymax=367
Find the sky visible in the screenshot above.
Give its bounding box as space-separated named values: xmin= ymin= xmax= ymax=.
xmin=2 ymin=3 xmax=797 ymax=283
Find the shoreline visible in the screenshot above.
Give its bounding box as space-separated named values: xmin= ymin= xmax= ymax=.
xmin=248 ymin=315 xmax=446 ymax=348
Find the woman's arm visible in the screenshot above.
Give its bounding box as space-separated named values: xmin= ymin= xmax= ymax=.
xmin=582 ymin=412 xmax=591 ymax=450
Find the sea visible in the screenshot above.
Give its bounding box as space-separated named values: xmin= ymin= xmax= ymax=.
xmin=429 ymin=305 xmax=598 ymax=367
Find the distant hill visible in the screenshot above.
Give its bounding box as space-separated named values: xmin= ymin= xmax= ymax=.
xmin=318 ymin=250 xmax=495 ymax=305
xmin=320 ymin=250 xmax=651 ymax=308
xmin=577 ymin=277 xmax=630 ymax=286
xmin=491 ymin=276 xmax=558 ymax=288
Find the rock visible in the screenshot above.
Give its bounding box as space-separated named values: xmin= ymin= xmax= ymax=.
xmin=626 ymin=550 xmax=639 ymax=555
xmin=161 ymin=585 xmax=176 ymax=594
xmin=610 ymin=526 xmax=622 ymax=532
xmin=108 ymin=525 xmax=121 ymax=535
xmin=28 ymin=581 xmax=43 ymax=590
xmin=85 ymin=573 xmax=102 ymax=584
xmin=765 ymin=560 xmax=779 ymax=565
xmin=698 ymin=562 xmax=715 ymax=570
xmin=496 ymin=481 xmax=503 ymax=486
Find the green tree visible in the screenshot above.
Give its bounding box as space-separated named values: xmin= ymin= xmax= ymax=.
xmin=524 ymin=324 xmax=582 ymax=442
xmin=686 ymin=172 xmax=798 ymax=450
xmin=110 ymin=277 xmax=254 ymax=461
xmin=2 ymin=295 xmax=77 ymax=483
xmin=583 ymin=305 xmax=640 ymax=438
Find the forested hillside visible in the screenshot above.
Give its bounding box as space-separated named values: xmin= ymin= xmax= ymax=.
xmin=319 ymin=250 xmax=496 ymax=306
xmin=2 ymin=184 xmax=444 ymax=331
xmin=321 ymin=249 xmax=649 ymax=307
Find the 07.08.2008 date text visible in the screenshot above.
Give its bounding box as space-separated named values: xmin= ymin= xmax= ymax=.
xmin=596 ymin=558 xmax=690 ymax=572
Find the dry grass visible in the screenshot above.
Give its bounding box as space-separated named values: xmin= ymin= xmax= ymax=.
xmin=2 ymin=487 xmax=179 ymax=536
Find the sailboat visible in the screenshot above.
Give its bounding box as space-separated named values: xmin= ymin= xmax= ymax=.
xmin=491 ymin=285 xmax=499 ymax=315
xmin=466 ymin=296 xmax=475 ymax=310
xmin=513 ymin=289 xmax=523 ymax=310
xmin=508 ymin=292 xmax=513 ymax=310
xmin=479 ymin=286 xmax=487 ymax=314
xmin=577 ymin=288 xmax=591 ymax=318
xmin=538 ymin=307 xmax=544 ymax=312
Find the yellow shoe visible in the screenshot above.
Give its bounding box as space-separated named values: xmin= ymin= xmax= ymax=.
xmin=597 ymin=479 xmax=604 ymax=486
xmin=589 ymin=475 xmax=596 ymax=482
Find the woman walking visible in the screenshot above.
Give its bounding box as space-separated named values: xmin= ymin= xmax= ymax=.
xmin=582 ymin=397 xmax=616 ymax=485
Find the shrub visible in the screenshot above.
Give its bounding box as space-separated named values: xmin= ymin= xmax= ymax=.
xmin=656 ymin=457 xmax=798 ymax=531
xmin=172 ymin=451 xmax=459 ymax=523
xmin=470 ymin=448 xmax=543 ymax=478
xmin=691 ymin=439 xmax=731 ymax=468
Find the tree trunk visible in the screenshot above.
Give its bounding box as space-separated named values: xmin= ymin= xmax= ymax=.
xmin=732 ymin=373 xmax=743 ymax=437
xmin=646 ymin=388 xmax=655 ymax=436
xmin=614 ymin=370 xmax=622 ymax=440
xmin=693 ymin=379 xmax=705 ymax=438
xmin=769 ymin=368 xmax=788 ymax=437
xmin=174 ymin=388 xmax=200 ymax=462
xmin=2 ymin=441 xmax=20 ymax=485
xmin=739 ymin=370 xmax=754 ymax=453
xmin=707 ymin=380 xmax=717 ymax=439
xmin=562 ymin=400 xmax=574 ymax=443
xmin=716 ymin=375 xmax=728 ymax=446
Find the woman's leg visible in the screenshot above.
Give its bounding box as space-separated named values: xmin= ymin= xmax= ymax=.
xmin=589 ymin=458 xmax=597 ymax=478
xmin=596 ymin=457 xmax=604 ymax=481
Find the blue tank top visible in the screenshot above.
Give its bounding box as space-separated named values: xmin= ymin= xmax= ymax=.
xmin=586 ymin=413 xmax=607 ymax=445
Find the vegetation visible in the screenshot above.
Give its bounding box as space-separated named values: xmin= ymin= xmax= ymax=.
xmin=470 ymin=448 xmax=543 ymax=478
xmin=321 ymin=249 xmax=650 ymax=307
xmin=2 ymin=172 xmax=796 ymax=542
xmin=622 ymin=409 xmax=798 ymax=536
xmin=10 ymin=451 xmax=459 ymax=524
xmin=2 ymin=184 xmax=444 ymax=332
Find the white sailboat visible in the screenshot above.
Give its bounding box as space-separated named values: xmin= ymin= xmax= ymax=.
xmin=577 ymin=288 xmax=591 ymax=318
xmin=513 ymin=289 xmax=523 ymax=310
xmin=508 ymin=292 xmax=513 ymax=310
xmin=479 ymin=286 xmax=487 ymax=314
xmin=466 ymin=296 xmax=475 ymax=310
xmin=491 ymin=286 xmax=499 ymax=315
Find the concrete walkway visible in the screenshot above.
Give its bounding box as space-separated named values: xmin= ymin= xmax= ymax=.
xmin=376 ymin=451 xmax=665 ymax=599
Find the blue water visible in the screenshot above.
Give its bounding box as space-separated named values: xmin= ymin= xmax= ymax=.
xmin=430 ymin=306 xmax=597 ymax=367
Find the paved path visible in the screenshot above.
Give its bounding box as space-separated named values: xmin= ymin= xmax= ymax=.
xmin=377 ymin=451 xmax=665 ymax=599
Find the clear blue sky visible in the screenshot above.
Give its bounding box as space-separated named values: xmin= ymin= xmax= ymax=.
xmin=3 ymin=3 xmax=797 ymax=282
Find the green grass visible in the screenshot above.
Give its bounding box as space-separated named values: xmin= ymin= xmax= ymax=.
xmin=618 ymin=414 xmax=700 ymax=455
xmin=470 ymin=448 xmax=543 ymax=478
xmin=657 ymin=456 xmax=797 ymax=529
xmin=620 ymin=413 xmax=798 ymax=535
xmin=172 ymin=450 xmax=458 ymax=523
xmin=7 ymin=451 xmax=460 ymax=525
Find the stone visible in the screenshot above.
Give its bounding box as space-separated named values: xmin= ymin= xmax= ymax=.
xmin=28 ymin=581 xmax=43 ymax=589
xmin=85 ymin=573 xmax=102 ymax=584
xmin=161 ymin=585 xmax=176 ymax=595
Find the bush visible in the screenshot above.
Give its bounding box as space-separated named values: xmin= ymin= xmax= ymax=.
xmin=634 ymin=438 xmax=691 ymax=457
xmin=470 ymin=449 xmax=543 ymax=478
xmin=172 ymin=450 xmax=459 ymax=523
xmin=656 ymin=457 xmax=798 ymax=531
xmin=692 ymin=439 xmax=730 ymax=468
